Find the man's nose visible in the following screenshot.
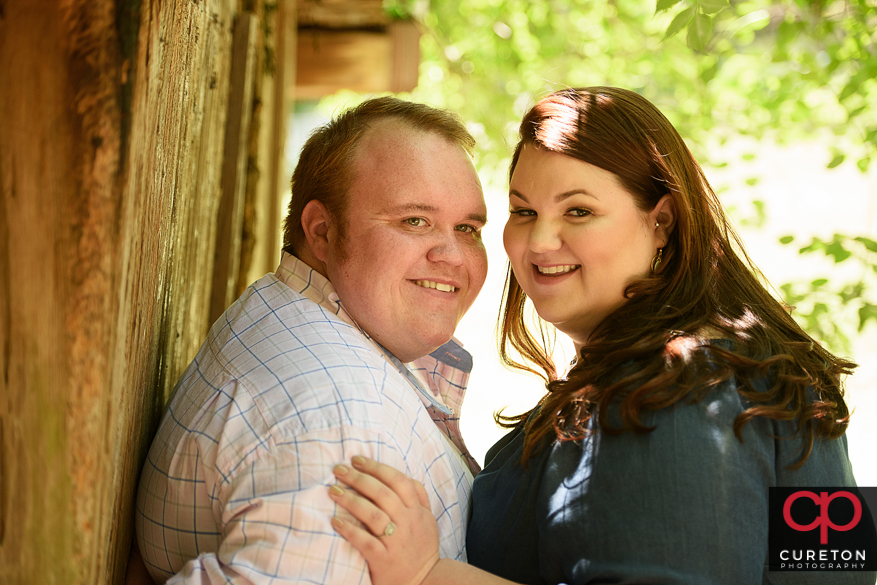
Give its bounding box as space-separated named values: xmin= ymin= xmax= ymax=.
xmin=528 ymin=220 xmax=562 ymax=254
xmin=427 ymin=231 xmax=465 ymax=266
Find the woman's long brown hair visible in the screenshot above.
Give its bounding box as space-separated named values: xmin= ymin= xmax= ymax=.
xmin=498 ymin=87 xmax=856 ymax=468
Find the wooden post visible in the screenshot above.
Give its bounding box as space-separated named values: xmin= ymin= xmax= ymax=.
xmin=239 ymin=0 xmax=296 ymax=290
xmin=0 ymin=0 xmax=244 ymax=582
xmin=211 ymin=13 xmax=259 ymax=323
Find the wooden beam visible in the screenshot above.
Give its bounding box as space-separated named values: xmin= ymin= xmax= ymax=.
xmin=390 ymin=19 xmax=420 ymax=93
xmin=295 ymin=20 xmax=420 ymax=100
xmin=211 ymin=13 xmax=259 ymax=323
xmin=298 ymin=0 xmax=386 ymax=28
xmin=240 ymin=0 xmax=295 ymax=290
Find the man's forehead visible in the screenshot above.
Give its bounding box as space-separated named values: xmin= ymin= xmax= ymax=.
xmin=356 ymin=118 xmax=420 ymax=153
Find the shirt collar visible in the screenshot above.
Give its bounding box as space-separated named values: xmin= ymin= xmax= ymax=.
xmin=274 ymin=252 xmax=470 ymax=410
xmin=275 ymin=251 xmax=348 ymax=319
xmin=274 ymin=252 xmax=478 ymax=473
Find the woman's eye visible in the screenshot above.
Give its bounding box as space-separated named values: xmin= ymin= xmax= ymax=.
xmin=404 ymin=217 xmax=427 ymax=227
xmin=567 ymin=208 xmax=591 ymax=217
xmin=509 ymin=208 xmax=535 ymax=217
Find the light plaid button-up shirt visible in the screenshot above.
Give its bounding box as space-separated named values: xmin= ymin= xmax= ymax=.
xmin=135 ymin=253 xmax=480 ymax=584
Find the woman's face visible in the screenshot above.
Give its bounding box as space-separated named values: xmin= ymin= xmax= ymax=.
xmin=504 ymin=144 xmax=667 ymax=349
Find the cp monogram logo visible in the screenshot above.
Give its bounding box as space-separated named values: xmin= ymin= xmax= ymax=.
xmin=783 ymin=490 xmax=862 ymax=545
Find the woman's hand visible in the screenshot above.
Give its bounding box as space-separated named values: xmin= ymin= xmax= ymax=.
xmin=329 ymin=456 xmax=440 ymax=585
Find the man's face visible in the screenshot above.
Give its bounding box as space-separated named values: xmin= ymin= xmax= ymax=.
xmin=325 ymin=121 xmax=488 ymax=363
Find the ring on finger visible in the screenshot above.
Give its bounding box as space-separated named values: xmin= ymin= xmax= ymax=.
xmin=380 ymin=521 xmax=395 ymax=537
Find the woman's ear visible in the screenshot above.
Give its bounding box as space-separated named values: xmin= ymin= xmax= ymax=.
xmin=301 ymin=199 xmax=332 ymax=263
xmin=651 ymin=194 xmax=677 ymax=248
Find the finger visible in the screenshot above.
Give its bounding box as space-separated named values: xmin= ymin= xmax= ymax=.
xmin=333 ymin=464 xmax=405 ymax=517
xmin=351 ymin=456 xmax=422 ymax=508
xmin=329 ymin=484 xmax=394 ymax=538
xmin=413 ymin=480 xmax=431 ymax=511
xmin=331 ymin=515 xmax=387 ymax=564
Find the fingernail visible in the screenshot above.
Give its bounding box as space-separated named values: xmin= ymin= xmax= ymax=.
xmin=329 ymin=485 xmax=344 ymax=496
xmin=333 ymin=464 xmax=349 ymax=475
xmin=331 ymin=516 xmax=344 ymax=529
xmin=352 ymin=455 xmax=367 ymax=468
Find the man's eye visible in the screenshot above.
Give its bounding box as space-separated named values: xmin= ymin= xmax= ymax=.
xmin=455 ymin=224 xmax=479 ymax=234
xmin=405 ymin=217 xmax=427 ymax=227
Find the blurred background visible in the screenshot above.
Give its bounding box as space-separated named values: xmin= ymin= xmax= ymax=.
xmin=290 ymin=0 xmax=877 ymax=484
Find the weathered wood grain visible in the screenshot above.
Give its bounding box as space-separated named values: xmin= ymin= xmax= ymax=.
xmin=210 ymin=12 xmax=258 ymax=324
xmin=0 ymin=0 xmax=247 ymax=582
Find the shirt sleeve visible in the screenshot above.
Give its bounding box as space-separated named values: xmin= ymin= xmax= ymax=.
xmin=165 ymin=426 xmax=404 ymax=585
xmin=536 ymin=375 xmax=865 ymax=585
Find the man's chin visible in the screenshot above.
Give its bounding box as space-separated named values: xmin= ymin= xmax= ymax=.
xmin=392 ymin=332 xmax=456 ymax=363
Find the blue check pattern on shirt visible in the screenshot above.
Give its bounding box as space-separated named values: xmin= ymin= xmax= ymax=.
xmin=135 ymin=254 xmax=478 ymax=584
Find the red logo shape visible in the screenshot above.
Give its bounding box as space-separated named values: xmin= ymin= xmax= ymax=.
xmin=783 ymin=490 xmax=862 ymax=545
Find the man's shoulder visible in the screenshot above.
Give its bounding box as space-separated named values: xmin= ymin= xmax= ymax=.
xmin=209 ymin=274 xmax=378 ymax=368
xmin=183 ymin=275 xmax=421 ymax=431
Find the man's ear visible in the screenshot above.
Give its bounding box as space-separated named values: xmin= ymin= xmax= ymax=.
xmin=301 ymin=199 xmax=332 ymax=263
xmin=650 ymin=194 xmax=677 ymax=248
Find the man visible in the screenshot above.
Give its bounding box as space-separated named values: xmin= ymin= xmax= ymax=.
xmin=134 ymin=97 xmax=488 ymax=583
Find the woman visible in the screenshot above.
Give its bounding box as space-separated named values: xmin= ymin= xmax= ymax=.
xmin=327 ymin=87 xmax=871 ymax=584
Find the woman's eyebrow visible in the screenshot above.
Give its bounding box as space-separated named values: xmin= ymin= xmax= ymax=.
xmin=509 ymin=189 xmax=594 ymax=203
xmin=509 ymin=189 xmax=528 ymax=203
xmin=555 ymin=190 xmax=593 ymax=203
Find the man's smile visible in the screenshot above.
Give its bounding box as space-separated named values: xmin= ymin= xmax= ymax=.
xmin=413 ymin=279 xmax=458 ymax=293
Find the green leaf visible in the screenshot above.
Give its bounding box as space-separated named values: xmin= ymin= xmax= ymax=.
xmin=811 ymin=278 xmax=828 ymax=288
xmin=656 ymin=0 xmax=683 ymax=14
xmin=857 ymin=157 xmax=871 ymax=173
xmin=700 ymin=61 xmax=719 ymax=83
xmin=699 ymin=0 xmax=729 ymax=14
xmin=745 ymin=177 xmax=760 ymax=186
xmin=838 ymin=81 xmax=860 ymax=103
xmin=664 ymin=7 xmax=694 ymax=40
xmin=858 ymin=305 xmax=877 ymax=332
xmin=827 ymin=154 xmax=845 ymax=168
xmin=799 ymin=238 xmax=825 ymax=254
xmin=687 ymin=12 xmax=713 ymax=52
xmin=779 ymin=235 xmax=795 ymax=245
xmin=854 ymin=237 xmax=877 ymax=254
xmin=847 ymin=105 xmax=867 ymax=120
xmin=824 ymin=240 xmax=852 ymax=263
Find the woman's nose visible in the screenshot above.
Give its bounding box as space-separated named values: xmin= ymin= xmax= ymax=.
xmin=528 ymin=220 xmax=562 ymax=254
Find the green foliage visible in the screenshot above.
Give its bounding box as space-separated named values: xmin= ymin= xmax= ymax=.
xmin=779 ymin=234 xmax=877 ymax=352
xmin=389 ymin=0 xmax=877 ymax=351
xmin=406 ymin=0 xmax=877 ymax=182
